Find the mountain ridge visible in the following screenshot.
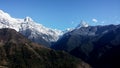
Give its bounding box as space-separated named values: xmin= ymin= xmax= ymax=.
xmin=52 ymin=24 xmax=120 ymax=68
xmin=0 ymin=28 xmax=91 ymax=68
xmin=0 ymin=9 xmax=63 ymax=47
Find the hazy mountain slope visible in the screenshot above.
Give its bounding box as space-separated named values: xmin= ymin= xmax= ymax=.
xmin=52 ymin=24 xmax=120 ymax=68
xmin=52 ymin=24 xmax=119 ymax=51
xmin=0 ymin=28 xmax=91 ymax=68
xmin=0 ymin=10 xmax=62 ymax=47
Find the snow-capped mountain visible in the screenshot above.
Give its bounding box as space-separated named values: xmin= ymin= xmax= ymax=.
xmin=0 ymin=10 xmax=63 ymax=47
xmin=76 ymin=20 xmax=89 ymax=29
xmin=52 ymin=24 xmax=120 ymax=68
xmin=62 ymin=20 xmax=89 ymax=34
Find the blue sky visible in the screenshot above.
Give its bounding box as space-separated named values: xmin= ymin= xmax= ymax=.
xmin=0 ymin=0 xmax=120 ymax=30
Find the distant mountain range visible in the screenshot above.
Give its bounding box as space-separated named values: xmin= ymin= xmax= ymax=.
xmin=0 ymin=28 xmax=91 ymax=68
xmin=0 ymin=10 xmax=91 ymax=48
xmin=52 ymin=24 xmax=120 ymax=68
xmin=1 ymin=9 xmax=120 ymax=68
xmin=0 ymin=10 xmax=63 ymax=47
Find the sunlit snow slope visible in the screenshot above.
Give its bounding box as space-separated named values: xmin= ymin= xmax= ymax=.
xmin=0 ymin=10 xmax=63 ymax=47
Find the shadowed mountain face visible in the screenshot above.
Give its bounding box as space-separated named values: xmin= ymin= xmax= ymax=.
xmin=0 ymin=28 xmax=91 ymax=68
xmin=52 ymin=24 xmax=120 ymax=68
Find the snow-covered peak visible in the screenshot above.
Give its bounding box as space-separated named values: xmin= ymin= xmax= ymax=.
xmin=0 ymin=10 xmax=7 ymax=15
xmin=0 ymin=10 xmax=12 ymax=19
xmin=0 ymin=10 xmax=4 ymax=14
xmin=76 ymin=20 xmax=89 ymax=29
xmin=0 ymin=9 xmax=63 ymax=46
xmin=24 ymin=16 xmax=33 ymax=22
xmin=0 ymin=10 xmax=23 ymax=24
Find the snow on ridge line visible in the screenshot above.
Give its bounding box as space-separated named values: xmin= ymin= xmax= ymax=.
xmin=0 ymin=9 xmax=62 ymax=34
xmin=0 ymin=9 xmax=63 ymax=42
xmin=76 ymin=20 xmax=89 ymax=29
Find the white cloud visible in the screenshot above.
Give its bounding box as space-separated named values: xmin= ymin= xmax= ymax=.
xmin=92 ymin=18 xmax=98 ymax=23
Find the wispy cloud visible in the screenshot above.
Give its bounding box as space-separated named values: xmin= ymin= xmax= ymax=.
xmin=92 ymin=18 xmax=98 ymax=23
